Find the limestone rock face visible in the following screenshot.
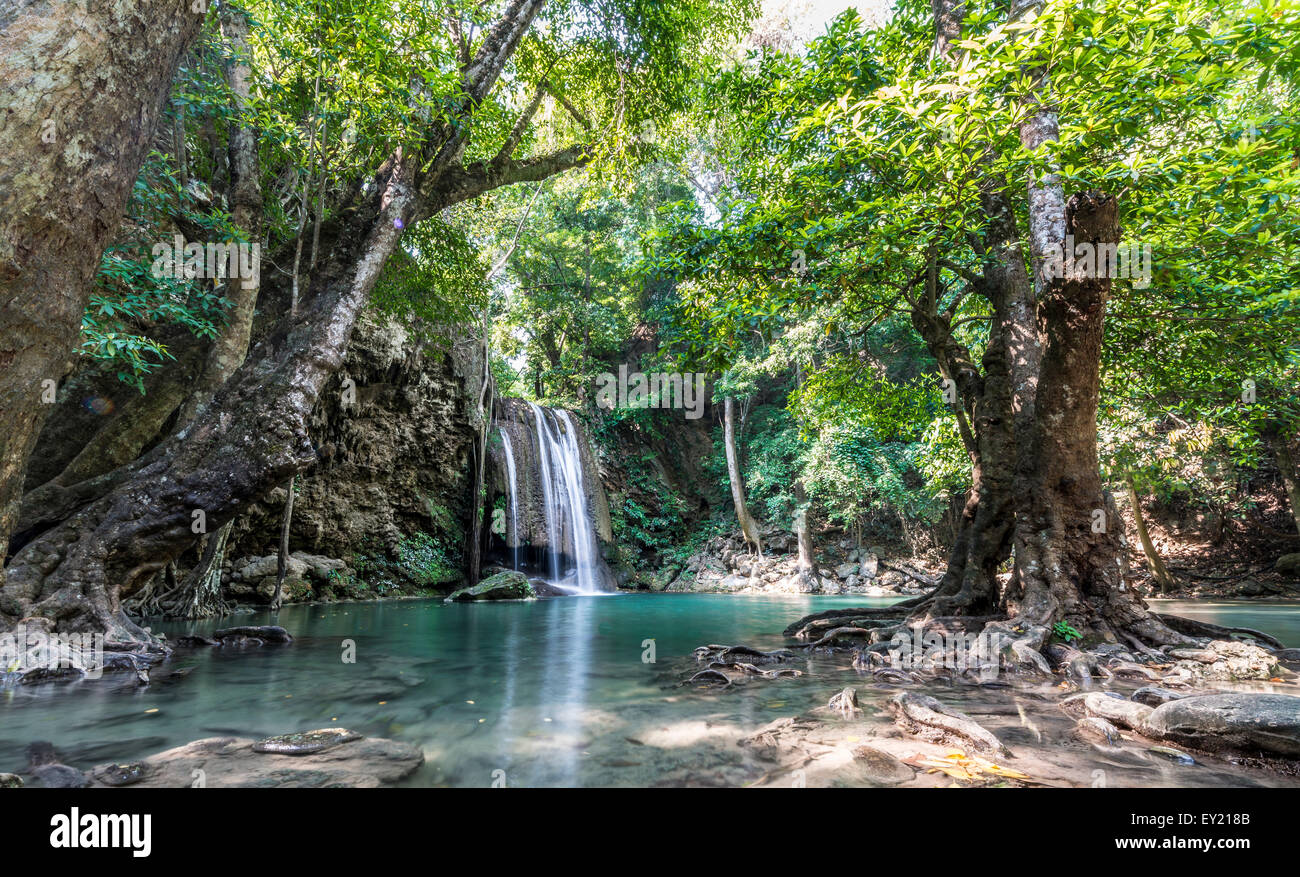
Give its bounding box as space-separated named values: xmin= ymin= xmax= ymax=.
xmin=226 ymin=312 xmax=482 ymax=583
xmin=226 ymin=552 xmax=353 ymax=602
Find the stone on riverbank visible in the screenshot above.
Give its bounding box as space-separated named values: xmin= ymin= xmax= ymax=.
xmin=1275 ymin=553 xmax=1300 ymax=577
xmin=1075 ymin=717 xmax=1122 ymax=746
xmin=1165 ymin=640 xmax=1283 ymax=682
xmin=851 ymin=745 xmax=916 ymax=784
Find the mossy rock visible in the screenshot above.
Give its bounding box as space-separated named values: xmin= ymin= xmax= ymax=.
xmin=445 ymin=571 xmax=535 ymax=602
xmin=0 ymin=773 xmax=23 ymax=789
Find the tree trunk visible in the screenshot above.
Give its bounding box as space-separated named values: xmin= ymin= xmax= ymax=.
xmin=1269 ymin=430 xmax=1300 ymax=535
xmin=145 ymin=6 xmax=268 ymax=619
xmin=723 ymin=396 xmax=763 ymax=555
xmin=272 ymin=476 xmax=295 ymax=611
xmin=1126 ymin=476 xmax=1175 ymax=594
xmin=176 ymin=5 xmax=265 ymax=425
xmin=0 ymin=1 xmax=203 ymax=581
xmin=1007 ymin=191 xmax=1178 ymax=644
xmin=791 ymin=481 xmax=818 ymax=592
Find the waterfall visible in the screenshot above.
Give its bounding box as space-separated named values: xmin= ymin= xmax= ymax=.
xmin=526 ymin=401 xmax=607 ymax=594
xmin=500 ymin=430 xmax=521 ymax=572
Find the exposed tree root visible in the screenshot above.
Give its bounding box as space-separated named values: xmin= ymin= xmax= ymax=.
xmin=1154 ymin=614 xmax=1286 ymax=651
xmin=887 ymin=692 xmax=1010 ymax=757
xmin=693 ymin=644 xmax=795 ymax=664
xmin=684 ymin=668 xmax=732 ymax=688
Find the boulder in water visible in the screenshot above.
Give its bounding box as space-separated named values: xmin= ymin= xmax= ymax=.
xmin=0 ymin=774 xmax=22 ymax=788
xmin=1142 ymin=693 xmax=1300 ymax=757
xmin=1075 ymin=717 xmax=1122 ymax=746
xmin=92 ymin=762 xmax=151 ymax=787
xmin=445 ymin=570 xmax=536 ymax=602
xmin=851 ymin=745 xmax=916 ymax=784
xmin=1165 ymin=639 xmax=1282 ymax=681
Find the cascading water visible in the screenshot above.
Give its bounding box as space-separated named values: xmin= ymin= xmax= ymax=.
xmin=500 ymin=430 xmax=521 ymax=572
xmin=525 ymin=402 xmax=608 ymax=594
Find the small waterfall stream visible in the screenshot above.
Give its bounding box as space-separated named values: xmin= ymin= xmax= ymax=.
xmin=526 ymin=402 xmax=606 ymax=594
xmin=495 ymin=401 xmax=611 ymax=594
xmin=500 ymin=430 xmax=521 ymax=572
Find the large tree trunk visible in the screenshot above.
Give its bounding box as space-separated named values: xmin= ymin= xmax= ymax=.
xmin=0 ymin=0 xmax=204 ymax=580
xmin=176 ymin=5 xmax=265 ymax=426
xmin=914 ymin=0 xmax=1029 ymax=619
xmin=170 ymin=5 xmax=267 ymax=618
xmin=1006 ymin=191 xmax=1178 ymax=644
xmin=723 ymin=396 xmax=763 ymax=555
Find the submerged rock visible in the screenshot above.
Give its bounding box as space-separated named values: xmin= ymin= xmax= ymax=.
xmin=1142 ymin=693 xmax=1300 ymax=757
xmin=445 ymin=570 xmax=535 ymax=602
xmin=26 ymin=742 xmax=87 ymax=788
xmin=87 ymin=735 xmax=423 ymax=788
xmin=827 ymin=687 xmax=859 ymax=715
xmin=1148 ymin=746 xmax=1196 ymax=765
xmin=851 ymin=745 xmax=916 ymax=784
xmin=252 ymin=728 xmax=364 ymax=755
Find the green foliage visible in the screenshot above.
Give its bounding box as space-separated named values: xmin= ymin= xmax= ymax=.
xmin=1052 ymin=621 xmax=1083 ymax=644
xmin=637 ymin=0 xmax=1300 ymax=547
xmin=394 ymin=532 xmax=462 ymax=587
xmin=371 ymin=216 xmax=488 ymax=341
xmin=85 ymin=152 xmax=231 ymax=390
xmin=608 ymin=457 xmax=690 ymax=568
